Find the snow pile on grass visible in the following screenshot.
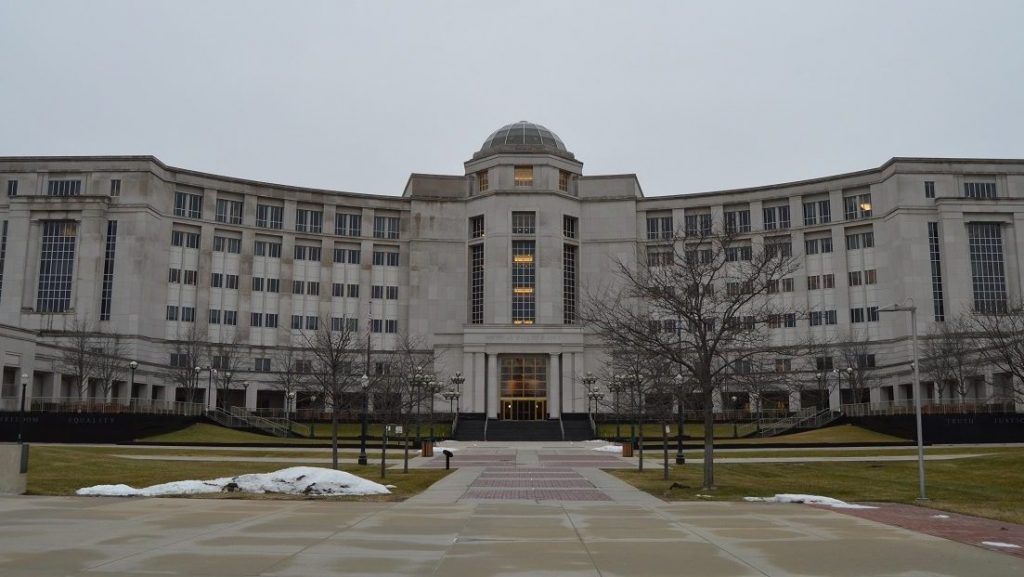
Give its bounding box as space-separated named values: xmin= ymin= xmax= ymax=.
xmin=433 ymin=445 xmax=458 ymax=452
xmin=982 ymin=541 xmax=1021 ymax=549
xmin=76 ymin=466 xmax=391 ymax=497
xmin=744 ymin=494 xmax=877 ymax=509
xmin=591 ymin=445 xmax=623 ymax=453
xmin=932 ymin=514 xmax=951 ymax=519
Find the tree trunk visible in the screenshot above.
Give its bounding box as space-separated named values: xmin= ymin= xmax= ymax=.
xmin=702 ymin=388 xmax=715 ymax=489
xmin=403 ymin=431 xmax=410 ymax=473
xmin=380 ymin=430 xmax=387 ymax=479
xmin=331 ymin=410 xmax=339 ymax=470
xmin=638 ymin=407 xmax=645 ymax=472
xmin=662 ymin=421 xmax=669 ymax=480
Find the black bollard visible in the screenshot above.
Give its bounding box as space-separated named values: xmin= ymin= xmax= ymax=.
xmin=443 ymin=449 xmax=453 ymax=470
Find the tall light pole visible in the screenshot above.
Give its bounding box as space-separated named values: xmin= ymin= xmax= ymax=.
xmin=18 ymin=372 xmax=29 ymax=444
xmin=730 ymin=395 xmax=738 ymax=438
xmin=582 ymin=372 xmax=597 ymax=433
xmin=359 ymin=373 xmax=369 ymax=465
xmin=832 ymin=367 xmax=853 ymax=409
xmin=206 ymin=367 xmax=217 ymax=410
xmin=286 ymin=391 xmax=296 ymax=434
xmin=128 ymin=361 xmax=138 ymax=405
xmin=879 ymin=302 xmax=927 ymax=500
xmin=674 ymin=373 xmax=685 ymax=464
xmin=193 ymin=366 xmax=202 ymax=405
xmin=413 ymin=366 xmax=425 ymax=445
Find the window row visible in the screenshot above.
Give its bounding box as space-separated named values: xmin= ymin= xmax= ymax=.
xmin=208 ymin=309 xmax=238 ymax=325
xmin=807 ymin=274 xmax=835 ymax=290
xmin=166 ymin=305 xmax=196 ymax=322
xmin=850 ymin=306 xmax=880 ymax=323
xmin=179 ymin=196 xmax=398 ymax=239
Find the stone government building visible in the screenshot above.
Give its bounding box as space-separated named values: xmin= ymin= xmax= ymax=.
xmin=1 ymin=121 xmax=1022 ymax=421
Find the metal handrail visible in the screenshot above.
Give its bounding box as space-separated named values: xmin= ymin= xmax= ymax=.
xmin=17 ymin=397 xmax=206 ymax=416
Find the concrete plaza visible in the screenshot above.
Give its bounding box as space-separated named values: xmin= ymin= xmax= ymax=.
xmin=1 ymin=442 xmax=1021 ymax=576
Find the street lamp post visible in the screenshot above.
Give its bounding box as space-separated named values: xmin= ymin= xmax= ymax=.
xmin=608 ymin=378 xmax=622 ymax=441
xmin=413 ymin=366 xmax=425 ymax=445
xmin=206 ymin=367 xmax=217 ymax=410
xmin=832 ymin=367 xmax=853 ymax=409
xmin=674 ymin=373 xmax=685 ymax=465
xmin=428 ymin=378 xmax=439 ymax=442
xmin=286 ymin=391 xmax=296 ymax=435
xmin=359 ymin=373 xmax=369 ymax=465
xmin=815 ymin=372 xmax=824 ymax=411
xmin=582 ymin=372 xmax=597 ymax=433
xmin=879 ymin=302 xmax=927 ymax=500
xmin=730 ymin=395 xmax=738 ymax=438
xmin=128 ymin=361 xmax=138 ymax=406
xmin=17 ymin=373 xmax=29 ymax=444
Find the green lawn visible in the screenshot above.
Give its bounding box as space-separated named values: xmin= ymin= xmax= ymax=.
xmin=26 ymin=445 xmax=448 ymax=500
xmin=140 ymin=422 xmax=450 ymax=444
xmin=611 ymin=448 xmax=1024 ymax=525
xmin=598 ymin=423 xmax=908 ymax=444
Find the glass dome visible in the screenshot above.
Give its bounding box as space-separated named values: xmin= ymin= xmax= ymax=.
xmin=473 ymin=121 xmax=575 ymax=160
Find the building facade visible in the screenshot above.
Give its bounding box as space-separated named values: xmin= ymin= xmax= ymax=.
xmin=1 ymin=121 xmax=1022 ymax=418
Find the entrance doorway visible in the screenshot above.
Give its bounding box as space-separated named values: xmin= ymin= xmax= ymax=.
xmin=499 ymin=355 xmax=547 ymax=420
xmin=501 ymin=399 xmax=548 ymax=420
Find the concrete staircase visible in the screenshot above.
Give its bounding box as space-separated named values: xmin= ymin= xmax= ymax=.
xmin=484 ymin=420 xmax=564 ymax=442
xmin=453 ymin=417 xmax=486 ymax=441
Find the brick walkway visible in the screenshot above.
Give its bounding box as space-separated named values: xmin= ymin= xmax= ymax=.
xmin=826 ymin=503 xmax=1024 ymax=559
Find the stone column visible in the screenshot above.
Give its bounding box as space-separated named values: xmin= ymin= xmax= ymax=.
xmin=547 ymin=353 xmax=561 ymax=418
xmin=561 ymin=353 xmax=575 ymax=415
xmin=473 ymin=352 xmax=486 ymax=414
xmin=486 ymin=353 xmax=498 ymax=419
xmin=461 ymin=351 xmax=474 ymax=413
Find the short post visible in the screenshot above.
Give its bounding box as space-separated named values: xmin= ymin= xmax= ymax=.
xmin=443 ymin=449 xmax=453 ymax=470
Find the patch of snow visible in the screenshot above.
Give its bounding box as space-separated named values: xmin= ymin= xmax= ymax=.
xmin=76 ymin=467 xmax=391 ymax=498
xmin=744 ymin=494 xmax=878 ymax=509
xmin=592 ymin=445 xmax=623 ymax=453
xmin=932 ymin=514 xmax=951 ymax=519
xmin=433 ymin=445 xmax=458 ymax=452
xmin=981 ymin=541 xmax=1021 ymax=549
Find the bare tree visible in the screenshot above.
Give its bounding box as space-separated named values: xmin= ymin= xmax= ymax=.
xmin=582 ymin=225 xmax=802 ymax=489
xmin=211 ymin=336 xmax=246 ymax=410
xmin=168 ymin=323 xmax=210 ymax=405
xmin=373 ymin=333 xmax=440 ymax=475
xmin=837 ymin=333 xmax=877 ymax=405
xmin=603 ymin=347 xmax=675 ymax=476
xmin=57 ymin=317 xmax=101 ymax=400
xmin=271 ymin=346 xmax=308 ymax=414
xmin=967 ymin=304 xmax=1024 ymax=404
xmin=92 ymin=333 xmax=128 ymax=402
xmin=303 ymin=316 xmax=362 ymax=469
xmin=922 ymin=314 xmax=984 ymax=404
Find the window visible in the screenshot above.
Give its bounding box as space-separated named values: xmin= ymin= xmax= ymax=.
xmin=512 ymin=211 xmax=536 ymax=235
xmin=822 ymin=274 xmax=834 ymax=289
xmin=928 ymin=222 xmax=945 ymax=321
xmin=802 ymin=198 xmax=831 ymax=225
xmin=169 ymin=268 xmax=181 ymax=284
xmin=843 ymin=193 xmax=872 ymax=220
xmin=684 ymin=213 xmax=712 ymax=236
xmin=867 ymin=306 xmax=879 ymax=322
xmin=372 ymin=250 xmax=399 ymax=266
xmin=335 ymin=212 xmax=361 ymax=236
xmin=213 ymin=236 xmax=241 ymax=253
xmin=865 ymin=269 xmax=877 ymax=284
xmin=563 ymin=215 xmax=578 ymax=239
xmin=295 ymin=208 xmax=323 ymax=233
xmin=180 ymin=306 xmax=195 ymax=322
xmin=224 ymin=310 xmax=237 ymax=326
xmin=725 ymin=245 xmax=752 ymax=262
xmin=784 ymin=313 xmax=796 ymax=327
xmin=478 ymin=170 xmax=489 ymax=192
xmin=292 ymin=280 xmax=304 ymax=295
xmin=109 ymin=179 xmax=121 ymax=197
xmin=294 ymin=245 xmax=322 ymax=261
xmin=647 ymin=215 xmax=673 ymax=240
xmin=291 ymin=315 xmax=303 ymax=329
xmin=807 ymin=276 xmax=820 ymax=290
xmin=252 ymin=277 xmax=265 ymax=291
xmin=825 ymin=310 xmax=837 ymax=325
xmin=782 ymin=278 xmax=794 ymax=292
xmin=559 ymin=170 xmax=570 ymax=192
xmin=647 ymin=247 xmax=673 ymax=267
xmin=98 ymin=221 xmax=117 ymax=321
xmin=333 ymin=246 xmax=360 ymax=264
xmin=267 ymin=278 xmax=280 ymax=293
xmin=171 ymin=230 xmax=200 ymax=249
xmin=304 ymin=316 xmax=318 ymax=330
xmin=265 ymin=313 xmax=278 ymax=327
xmin=36 ymin=221 xmax=77 ymax=312
xmin=211 ymin=273 xmax=223 ymax=288
xmin=848 ymin=271 xmax=862 ymax=286
xmin=166 ymin=306 xmax=178 ymax=321
xmin=250 ymin=312 xmax=264 ymax=327
xmin=685 ymin=248 xmax=712 ymax=265
xmin=763 ymin=205 xmax=791 ymax=230
xmin=846 ymin=230 xmax=874 ymax=250
xmin=511 ymin=240 xmax=536 ymax=324
xmin=724 ymin=208 xmax=751 ymax=233
xmin=805 ymin=235 xmax=833 ymax=255
xmin=209 ymin=309 xmax=221 ymax=324
xmin=47 ymin=179 xmax=82 ymax=197
xmin=332 ymin=283 xmax=344 ymax=297
xmin=347 ymin=283 xmax=359 ymax=297
xmin=373 ymin=216 xmax=400 ymax=239
xmin=816 ymin=356 xmax=834 ymax=371
xmin=254 ymin=358 xmax=271 ymax=372
xmin=856 ymin=354 xmax=876 ymax=369
xmin=183 ymin=270 xmax=197 ymax=285
xmin=470 ymin=215 xmax=485 ymax=239
xmin=968 ymin=222 xmax=1008 ymax=313
xmin=964 ymin=182 xmax=997 ymax=199
xmin=514 ymin=166 xmax=533 ymax=187
xmin=306 ymin=281 xmax=319 ymax=296
xmin=564 ymin=243 xmax=577 ymax=324
xmin=765 ymin=237 xmax=792 ymax=258
xmin=6 ymin=180 xmax=17 ymax=197
xmin=371 ymin=285 xmax=384 ymax=299
xmin=215 ymin=199 xmax=243 ymax=224
xmin=256 ymin=204 xmax=283 ymax=229
xmin=225 ymin=274 xmax=238 ymax=289
xmin=174 ymin=191 xmax=202 ymax=218
xmin=470 ymin=244 xmax=484 ymax=324
xmin=850 ymin=307 xmax=865 ymax=323
xmin=925 ymin=181 xmax=935 ymax=199
xmin=254 ymin=239 xmax=282 ymax=258
xmin=809 ymin=310 xmax=837 ymax=326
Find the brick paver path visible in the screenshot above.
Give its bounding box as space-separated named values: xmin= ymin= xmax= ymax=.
xmin=827 ymin=503 xmax=1024 ymax=558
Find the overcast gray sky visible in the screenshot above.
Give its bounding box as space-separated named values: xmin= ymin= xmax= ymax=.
xmin=1 ymin=1 xmax=1022 ymax=197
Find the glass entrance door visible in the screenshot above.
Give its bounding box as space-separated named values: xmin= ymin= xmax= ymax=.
xmin=501 ymin=398 xmax=547 ymax=420
xmin=499 ymin=355 xmax=548 ymax=420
